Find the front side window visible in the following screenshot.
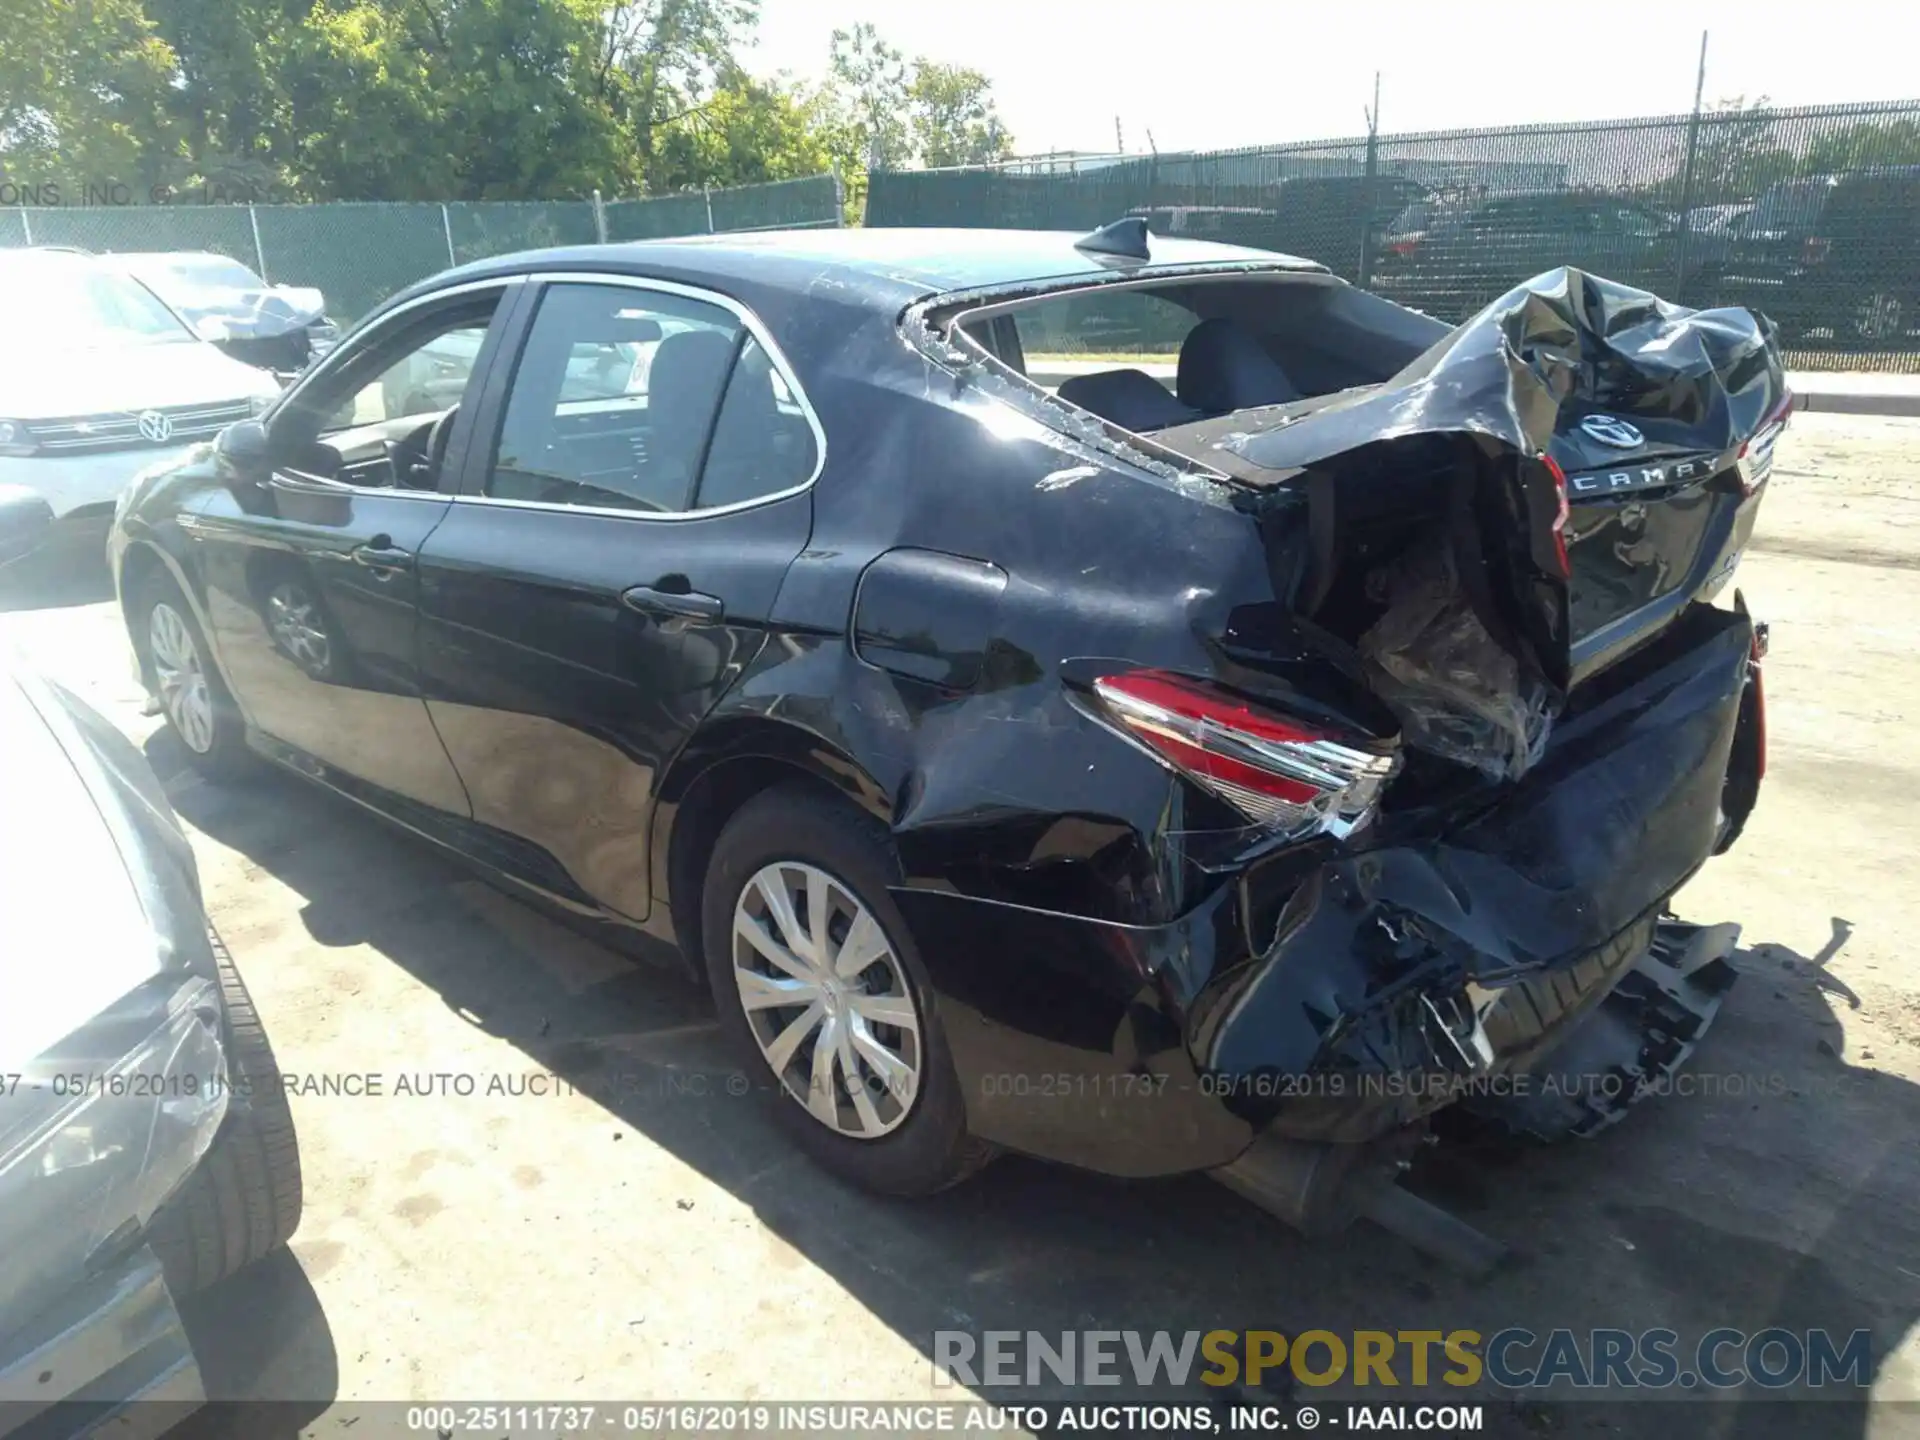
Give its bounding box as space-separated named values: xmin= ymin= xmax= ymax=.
xmin=335 ymin=324 xmax=491 ymax=430
xmin=487 ymin=283 xmax=814 ymax=514
xmin=279 ymin=289 xmax=502 ymax=488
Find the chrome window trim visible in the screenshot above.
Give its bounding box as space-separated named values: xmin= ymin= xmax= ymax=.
xmin=449 ymin=269 xmax=826 ymax=523
xmin=270 ymin=471 xmax=452 ymax=501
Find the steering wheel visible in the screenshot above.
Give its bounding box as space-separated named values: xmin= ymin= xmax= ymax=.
xmin=405 ymin=405 xmax=458 ymax=490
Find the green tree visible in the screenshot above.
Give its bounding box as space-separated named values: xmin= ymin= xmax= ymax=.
xmin=1687 ymin=96 xmax=1796 ymax=204
xmin=143 ymin=0 xmax=296 ymax=176
xmin=825 ymin=23 xmax=911 ymax=171
xmin=0 ymin=0 xmax=178 ymax=192
xmin=818 ymin=22 xmax=1015 ymax=220
xmin=650 ymin=68 xmax=835 ymax=191
xmin=251 ymin=0 xmax=632 ymax=200
xmin=1802 ymin=118 xmax=1920 ymax=174
xmin=596 ymin=0 xmax=761 ymax=193
xmin=908 ymin=61 xmax=1013 ymax=168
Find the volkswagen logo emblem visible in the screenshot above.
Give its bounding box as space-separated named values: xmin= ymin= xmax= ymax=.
xmin=136 ymin=410 xmax=173 ymax=444
xmin=1580 ymin=414 xmax=1644 ymax=449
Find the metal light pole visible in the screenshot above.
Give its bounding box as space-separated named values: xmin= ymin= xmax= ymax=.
xmin=1674 ymin=31 xmax=1710 ymax=299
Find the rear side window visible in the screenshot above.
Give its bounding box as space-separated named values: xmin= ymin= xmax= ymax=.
xmin=696 ymin=335 xmax=818 ymax=508
xmin=1009 ymin=289 xmax=1198 ymax=368
xmin=490 ymin=284 xmax=740 ymax=513
xmin=484 ymin=283 xmax=813 ymax=515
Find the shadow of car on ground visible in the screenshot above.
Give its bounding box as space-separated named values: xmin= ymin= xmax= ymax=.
xmin=168 ymin=1249 xmax=338 ymax=1439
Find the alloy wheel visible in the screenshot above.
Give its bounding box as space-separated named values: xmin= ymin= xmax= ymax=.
xmin=731 ymin=861 xmax=922 ymax=1138
xmin=268 ymin=583 xmax=332 ymax=675
xmin=149 ymin=601 xmax=215 ymax=754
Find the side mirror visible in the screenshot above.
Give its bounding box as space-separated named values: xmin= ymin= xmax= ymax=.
xmin=215 ymin=418 xmax=272 ymax=485
xmin=0 ymin=484 xmax=53 ymax=568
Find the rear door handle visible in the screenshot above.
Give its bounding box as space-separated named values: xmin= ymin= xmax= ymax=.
xmin=621 ymin=583 xmax=724 ymax=621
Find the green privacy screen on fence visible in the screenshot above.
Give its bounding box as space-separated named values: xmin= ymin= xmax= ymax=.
xmin=2 ymin=173 xmax=841 ymax=321
xmin=868 ymin=101 xmax=1920 ymax=371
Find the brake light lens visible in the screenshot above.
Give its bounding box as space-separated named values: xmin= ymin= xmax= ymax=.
xmin=1542 ymin=455 xmax=1572 ymax=577
xmin=1385 ymin=234 xmax=1424 ymax=257
xmin=1735 ymin=390 xmax=1794 ymax=497
xmin=1091 ymin=669 xmax=1398 ymax=841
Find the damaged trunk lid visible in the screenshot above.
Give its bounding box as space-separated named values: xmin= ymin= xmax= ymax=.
xmin=1161 ymin=266 xmax=1789 ymax=777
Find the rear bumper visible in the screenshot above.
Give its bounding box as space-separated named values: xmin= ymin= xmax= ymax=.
xmin=895 ymin=603 xmax=1756 ymax=1176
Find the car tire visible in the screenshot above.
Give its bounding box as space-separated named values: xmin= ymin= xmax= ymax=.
xmin=149 ymin=930 xmax=304 ymax=1295
xmin=701 ymin=784 xmax=993 ymax=1196
xmin=136 ymin=572 xmax=251 ymax=778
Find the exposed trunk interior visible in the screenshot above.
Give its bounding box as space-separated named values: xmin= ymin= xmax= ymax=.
xmin=935 ymin=263 xmax=1787 ymax=785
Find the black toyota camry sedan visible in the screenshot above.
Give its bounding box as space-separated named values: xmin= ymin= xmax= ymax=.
xmin=107 ymin=225 xmax=1782 ymax=1234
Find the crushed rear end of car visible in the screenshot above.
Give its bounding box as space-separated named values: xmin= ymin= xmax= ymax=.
xmin=909 ymin=259 xmax=1781 ymax=1262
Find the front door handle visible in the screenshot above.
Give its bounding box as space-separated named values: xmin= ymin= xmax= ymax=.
xmin=621 ymin=583 xmax=724 ymax=621
xmin=350 ymin=534 xmax=413 ymax=570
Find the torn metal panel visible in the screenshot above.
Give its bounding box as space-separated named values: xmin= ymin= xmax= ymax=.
xmin=1209 ymin=266 xmax=1788 ymax=479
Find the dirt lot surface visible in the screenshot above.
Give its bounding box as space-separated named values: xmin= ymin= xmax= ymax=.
xmin=3 ymin=413 xmax=1919 ymax=1439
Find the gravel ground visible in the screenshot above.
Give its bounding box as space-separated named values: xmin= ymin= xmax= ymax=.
xmin=2 ymin=413 xmax=1917 ymax=1439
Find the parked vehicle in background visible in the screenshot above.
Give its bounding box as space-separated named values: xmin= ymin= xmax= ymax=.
xmin=113 ymin=251 xmax=342 ymax=380
xmin=0 ymin=489 xmax=303 ymax=1439
xmin=0 ymin=249 xmax=281 ymax=523
xmin=108 ymin=226 xmax=1779 ymax=1259
xmin=1374 ymin=190 xmax=1700 ymax=317
xmin=1716 ymin=167 xmax=1920 ymax=343
xmin=1135 ymin=175 xmax=1428 ymax=281
xmin=1684 ymin=201 xmax=1755 ymax=239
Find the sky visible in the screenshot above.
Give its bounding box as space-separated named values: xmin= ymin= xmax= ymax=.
xmin=743 ymin=0 xmax=1916 ymax=158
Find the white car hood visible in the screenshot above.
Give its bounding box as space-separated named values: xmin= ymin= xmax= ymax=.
xmin=0 ymin=339 xmax=277 ymax=421
xmin=0 ymin=669 xmax=159 ymax=1070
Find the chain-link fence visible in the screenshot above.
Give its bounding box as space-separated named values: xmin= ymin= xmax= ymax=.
xmin=1 ymin=173 xmax=842 ymax=320
xmin=869 ymin=101 xmax=1920 ymax=372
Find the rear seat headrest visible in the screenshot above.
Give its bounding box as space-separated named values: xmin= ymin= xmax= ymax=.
xmin=1055 ymin=368 xmax=1200 ymax=432
xmin=1177 ymin=319 xmax=1299 ymax=414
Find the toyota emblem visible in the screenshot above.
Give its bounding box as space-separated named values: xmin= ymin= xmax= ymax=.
xmin=137 ymin=410 xmax=174 ymax=444
xmin=1579 ymin=414 xmax=1644 ymax=449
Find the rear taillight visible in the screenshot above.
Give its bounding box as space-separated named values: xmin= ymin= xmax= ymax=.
xmin=1091 ymin=669 xmax=1398 ymax=841
xmin=1735 ymin=390 xmax=1794 ymax=497
xmin=1385 ymin=234 xmax=1424 ymax=257
xmin=1802 ymin=236 xmax=1831 ymax=264
xmin=1542 ymin=455 xmax=1572 ymax=578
